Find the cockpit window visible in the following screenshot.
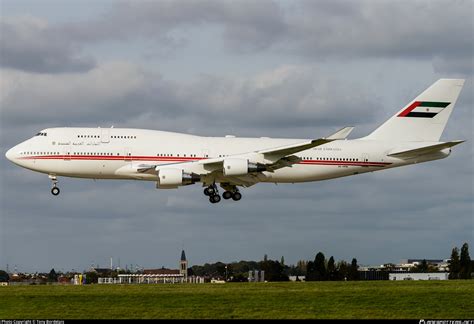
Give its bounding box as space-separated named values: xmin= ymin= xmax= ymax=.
xmin=35 ymin=132 xmax=47 ymax=136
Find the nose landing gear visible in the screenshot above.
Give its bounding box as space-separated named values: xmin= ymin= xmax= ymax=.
xmin=49 ymin=175 xmax=60 ymax=196
xmin=51 ymin=187 xmax=60 ymax=196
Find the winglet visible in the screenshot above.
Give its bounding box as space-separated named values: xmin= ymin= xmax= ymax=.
xmin=326 ymin=126 xmax=354 ymax=140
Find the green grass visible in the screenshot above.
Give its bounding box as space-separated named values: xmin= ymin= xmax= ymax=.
xmin=1 ymin=281 xmax=473 ymax=319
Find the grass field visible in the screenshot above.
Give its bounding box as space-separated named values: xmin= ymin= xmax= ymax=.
xmin=1 ymin=280 xmax=473 ymax=319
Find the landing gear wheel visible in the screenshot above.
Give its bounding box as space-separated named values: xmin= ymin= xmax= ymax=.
xmin=51 ymin=187 xmax=60 ymax=196
xmin=232 ymin=192 xmax=242 ymax=201
xmin=204 ymin=188 xmax=211 ymax=196
xmin=209 ymin=195 xmax=221 ymax=203
xmin=223 ymin=191 xmax=233 ymax=200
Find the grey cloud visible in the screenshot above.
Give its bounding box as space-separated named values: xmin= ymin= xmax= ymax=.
xmin=0 ymin=63 xmax=378 ymax=146
xmin=89 ymin=0 xmax=471 ymax=61
xmin=61 ymin=0 xmax=286 ymax=51
xmin=283 ymin=0 xmax=472 ymax=59
xmin=0 ymin=16 xmax=96 ymax=73
xmin=433 ymin=55 xmax=474 ymax=76
xmin=85 ymin=0 xmax=472 ymax=73
xmin=2 ymin=1 xmax=471 ymax=75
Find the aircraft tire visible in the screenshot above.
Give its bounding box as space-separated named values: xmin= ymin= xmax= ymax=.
xmin=209 ymin=194 xmax=221 ymax=203
xmin=51 ymin=187 xmax=60 ymax=196
xmin=223 ymin=191 xmax=232 ymax=199
xmin=232 ymin=192 xmax=242 ymax=201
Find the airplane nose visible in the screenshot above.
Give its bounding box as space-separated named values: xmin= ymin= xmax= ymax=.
xmin=5 ymin=147 xmax=15 ymax=162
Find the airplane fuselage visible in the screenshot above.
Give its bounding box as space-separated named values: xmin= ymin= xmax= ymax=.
xmin=6 ymin=127 xmax=448 ymax=184
xmin=4 ymin=79 xmax=464 ymax=203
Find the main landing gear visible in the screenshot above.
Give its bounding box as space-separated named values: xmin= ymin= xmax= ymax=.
xmin=203 ymin=184 xmax=242 ymax=204
xmin=49 ymin=175 xmax=60 ymax=196
xmin=203 ymin=184 xmax=221 ymax=204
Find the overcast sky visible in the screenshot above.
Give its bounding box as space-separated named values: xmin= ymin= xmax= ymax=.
xmin=0 ymin=0 xmax=472 ymax=273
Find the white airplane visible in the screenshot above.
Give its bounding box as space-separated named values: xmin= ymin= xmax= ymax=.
xmin=5 ymin=79 xmax=465 ymax=203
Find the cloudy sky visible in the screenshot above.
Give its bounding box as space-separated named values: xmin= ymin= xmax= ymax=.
xmin=0 ymin=0 xmax=472 ymax=273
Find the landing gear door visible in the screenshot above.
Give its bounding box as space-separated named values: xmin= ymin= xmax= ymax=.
xmin=101 ymin=128 xmax=110 ymax=143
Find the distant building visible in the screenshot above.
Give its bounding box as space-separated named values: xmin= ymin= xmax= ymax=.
xmin=248 ymin=270 xmax=265 ymax=282
xmin=399 ymin=259 xmax=450 ymax=272
xmin=389 ymin=273 xmax=449 ymax=281
xmin=180 ymin=250 xmax=188 ymax=281
xmin=90 ymin=268 xmax=113 ymax=276
xmin=358 ymin=270 xmax=389 ymax=281
xmin=358 ymin=258 xmax=450 ymax=280
xmin=288 ymin=276 xmax=305 ymax=282
xmin=144 ymin=268 xmax=180 ymax=275
xmin=101 ymin=250 xmax=204 ymax=284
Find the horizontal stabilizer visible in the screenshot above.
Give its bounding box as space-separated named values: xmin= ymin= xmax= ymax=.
xmin=388 ymin=140 xmax=465 ymax=158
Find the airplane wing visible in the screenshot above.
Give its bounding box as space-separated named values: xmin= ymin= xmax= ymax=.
xmin=257 ymin=126 xmax=354 ymax=158
xmin=134 ymin=127 xmax=353 ymax=186
xmin=387 ymin=140 xmax=464 ymax=159
xmin=192 ymin=126 xmax=354 ymax=172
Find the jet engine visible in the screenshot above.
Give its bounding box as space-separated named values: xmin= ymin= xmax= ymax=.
xmin=223 ymin=158 xmax=266 ymax=176
xmin=157 ymin=168 xmax=201 ymax=188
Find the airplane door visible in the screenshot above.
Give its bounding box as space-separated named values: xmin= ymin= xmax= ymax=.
xmin=101 ymin=128 xmax=110 ymax=143
xmin=124 ymin=148 xmax=132 ymax=161
xmin=361 ymin=153 xmax=369 ymax=166
xmin=201 ymin=149 xmax=210 ymax=159
xmin=62 ymin=145 xmax=71 ymax=161
xmin=61 ymin=142 xmax=71 ymax=161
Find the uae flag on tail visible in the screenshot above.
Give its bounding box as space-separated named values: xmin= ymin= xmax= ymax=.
xmin=398 ymin=101 xmax=451 ymax=118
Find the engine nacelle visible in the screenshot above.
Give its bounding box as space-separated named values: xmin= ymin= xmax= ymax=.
xmin=223 ymin=158 xmax=266 ymax=176
xmin=157 ymin=168 xmax=201 ymax=188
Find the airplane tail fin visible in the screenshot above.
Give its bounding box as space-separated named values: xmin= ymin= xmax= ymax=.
xmin=365 ymin=79 xmax=465 ymax=142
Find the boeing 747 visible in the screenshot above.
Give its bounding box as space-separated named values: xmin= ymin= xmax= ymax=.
xmin=5 ymin=79 xmax=465 ymax=203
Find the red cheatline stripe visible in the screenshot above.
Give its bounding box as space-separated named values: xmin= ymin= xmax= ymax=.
xmin=398 ymin=101 xmax=421 ymax=117
xmin=21 ymin=156 xmax=391 ymax=167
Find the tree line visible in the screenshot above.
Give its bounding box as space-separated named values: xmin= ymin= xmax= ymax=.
xmin=189 ymin=252 xmax=361 ymax=282
xmin=448 ymin=242 xmax=472 ymax=279
xmin=190 ymin=243 xmax=472 ymax=282
xmin=1 ymin=242 xmax=471 ymax=283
